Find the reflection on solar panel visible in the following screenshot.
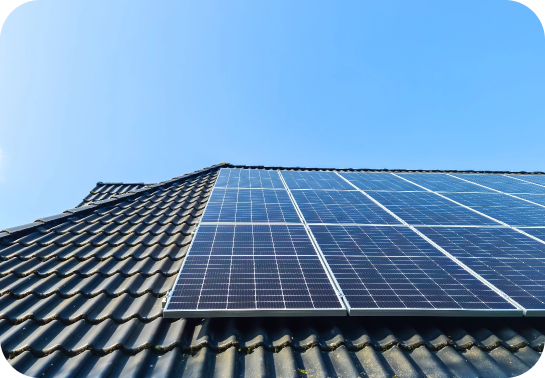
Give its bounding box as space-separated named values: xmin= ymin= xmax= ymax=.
xmin=339 ymin=172 xmax=423 ymax=191
xmin=506 ymin=175 xmax=545 ymax=187
xmin=281 ymin=171 xmax=354 ymax=190
xmin=441 ymin=193 xmax=532 ymax=207
xmin=215 ymin=168 xmax=285 ymax=188
xmin=397 ymin=173 xmax=494 ymax=193
xmin=418 ymin=227 xmax=545 ymax=314
xmin=166 ymin=167 xmax=545 ymax=317
xmin=365 ymin=192 xmax=500 ymax=226
xmin=515 ymin=194 xmax=545 ymax=207
xmin=453 ymin=174 xmax=545 ymax=194
xmin=521 ymin=228 xmax=545 ymax=243
xmin=202 ymin=189 xmax=300 ymax=223
xmin=291 ymin=190 xmax=401 ymax=225
xmin=165 ymin=224 xmax=345 ymax=316
xmin=310 ymin=225 xmax=518 ymax=315
xmin=440 ymin=193 xmax=545 ymax=227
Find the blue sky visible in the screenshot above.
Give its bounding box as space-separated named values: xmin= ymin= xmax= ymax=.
xmin=0 ymin=0 xmax=544 ymax=229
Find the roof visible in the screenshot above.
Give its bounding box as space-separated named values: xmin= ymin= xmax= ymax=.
xmin=1 ymin=163 xmax=543 ymax=378
xmin=78 ymin=182 xmax=152 ymax=207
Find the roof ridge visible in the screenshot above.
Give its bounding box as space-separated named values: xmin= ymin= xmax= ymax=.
xmin=229 ymin=164 xmax=545 ymax=175
xmin=95 ymin=182 xmax=150 ymax=186
xmin=0 ymin=163 xmax=227 ymax=241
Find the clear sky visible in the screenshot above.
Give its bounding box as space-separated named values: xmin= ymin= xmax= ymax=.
xmin=0 ymin=0 xmax=544 ymax=229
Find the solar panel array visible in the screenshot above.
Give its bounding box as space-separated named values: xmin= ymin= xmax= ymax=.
xmin=165 ymin=168 xmax=545 ymax=317
xmin=166 ymin=169 xmax=345 ymax=317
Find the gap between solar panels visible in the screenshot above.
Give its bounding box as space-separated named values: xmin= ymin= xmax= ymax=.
xmin=164 ymin=168 xmax=545 ymax=318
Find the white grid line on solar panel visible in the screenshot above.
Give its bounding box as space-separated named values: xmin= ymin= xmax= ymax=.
xmin=335 ymin=171 xmax=527 ymax=311
xmin=338 ymin=172 xmax=425 ymax=192
xmin=506 ymin=175 xmax=545 ymax=187
xmin=435 ymin=193 xmax=545 ymax=227
xmin=513 ymin=194 xmax=545 ymax=207
xmin=280 ymin=170 xmax=354 ymax=190
xmin=214 ymin=168 xmax=285 ymax=189
xmin=392 ymin=173 xmax=545 ymax=257
xmin=521 ymin=228 xmax=545 ymax=244
xmin=418 ymin=227 xmax=545 ymax=312
xmin=396 ymin=173 xmax=496 ymax=193
xmin=167 ymin=224 xmax=344 ymax=312
xmin=290 ymin=189 xmax=401 ymax=225
xmin=451 ymin=174 xmax=545 ymax=194
xmin=202 ymin=188 xmax=301 ymax=223
xmin=309 ymin=225 xmax=517 ymax=312
xmin=363 ymin=191 xmax=502 ymax=226
xmin=439 ymin=193 xmax=544 ymax=208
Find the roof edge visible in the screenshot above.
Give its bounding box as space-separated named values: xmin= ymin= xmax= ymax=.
xmin=229 ymin=164 xmax=545 ymax=175
xmin=0 ymin=163 xmax=227 ymax=241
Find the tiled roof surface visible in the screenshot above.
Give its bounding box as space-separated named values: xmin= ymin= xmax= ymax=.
xmin=79 ymin=182 xmax=153 ymax=207
xmin=1 ymin=163 xmax=543 ymax=378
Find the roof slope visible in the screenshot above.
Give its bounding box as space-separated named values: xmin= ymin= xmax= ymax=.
xmin=1 ymin=163 xmax=543 ymax=378
xmin=79 ymin=182 xmax=153 ymax=207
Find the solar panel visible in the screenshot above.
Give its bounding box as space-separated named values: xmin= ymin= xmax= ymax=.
xmin=365 ymin=191 xmax=501 ymax=226
xmin=339 ymin=172 xmax=424 ymax=191
xmin=453 ymin=174 xmax=545 ymax=194
xmin=440 ymin=193 xmax=545 ymax=227
xmin=291 ymin=190 xmax=401 ymax=225
xmin=397 ymin=173 xmax=495 ymax=193
xmin=418 ymin=227 xmax=545 ymax=315
xmin=506 ymin=175 xmax=545 ymax=187
xmin=310 ymin=225 xmax=519 ymax=315
xmin=165 ymin=224 xmax=346 ymax=317
xmin=440 ymin=193 xmax=534 ymax=208
xmin=515 ymin=194 xmax=545 ymax=207
xmin=281 ymin=171 xmax=355 ymax=190
xmin=215 ymin=168 xmax=285 ymax=188
xmin=166 ymin=167 xmax=545 ymax=318
xmin=521 ymin=228 xmax=545 ymax=243
xmin=202 ymin=188 xmax=300 ymax=223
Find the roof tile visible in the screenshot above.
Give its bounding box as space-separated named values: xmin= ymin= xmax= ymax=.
xmin=1 ymin=165 xmax=544 ymax=377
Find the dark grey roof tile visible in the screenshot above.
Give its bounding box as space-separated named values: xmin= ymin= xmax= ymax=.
xmin=0 ymin=293 xmax=162 ymax=324
xmin=380 ymin=345 xmax=421 ymax=378
xmin=415 ymin=325 xmax=452 ymax=349
xmin=2 ymin=222 xmax=44 ymax=235
xmin=513 ymin=346 xmax=542 ymax=368
xmin=2 ymin=165 xmax=544 ymax=377
xmin=0 ymin=271 xmax=174 ymax=298
xmin=468 ymin=327 xmax=504 ymax=350
xmin=487 ymin=346 xmax=534 ymax=376
xmin=433 ymin=345 xmax=481 ymax=377
xmin=514 ymin=325 xmax=545 ymax=352
xmin=461 ymin=346 xmax=511 ymax=378
xmin=406 ymin=345 xmax=452 ymax=378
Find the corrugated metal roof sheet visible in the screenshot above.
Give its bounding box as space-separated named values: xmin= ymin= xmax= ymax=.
xmin=1 ymin=163 xmax=543 ymax=377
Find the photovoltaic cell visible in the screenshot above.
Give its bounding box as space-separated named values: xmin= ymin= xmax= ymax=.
xmin=515 ymin=194 xmax=545 ymax=207
xmin=453 ymin=174 xmax=545 ymax=194
xmin=440 ymin=193 xmax=534 ymax=208
xmin=365 ymin=192 xmax=501 ymax=226
xmin=521 ymin=228 xmax=545 ymax=243
xmin=215 ymin=168 xmax=285 ymax=189
xmin=202 ymin=188 xmax=300 ymax=223
xmin=281 ymin=171 xmax=354 ymax=190
xmin=397 ymin=173 xmax=494 ymax=193
xmin=440 ymin=193 xmax=545 ymax=227
xmin=310 ymin=225 xmax=517 ymax=314
xmin=339 ymin=172 xmax=423 ymax=192
xmin=166 ymin=224 xmax=344 ymax=316
xmin=291 ymin=190 xmax=401 ymax=225
xmin=418 ymin=227 xmax=545 ymax=312
xmin=506 ymin=175 xmax=545 ymax=187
